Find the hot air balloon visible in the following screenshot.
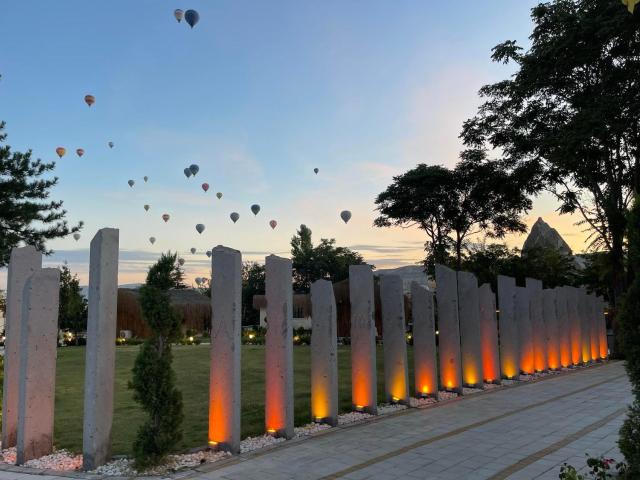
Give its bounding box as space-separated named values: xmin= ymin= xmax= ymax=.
xmin=269 ymin=220 xmax=277 ymax=230
xmin=216 ymin=192 xmax=223 ymax=199
xmin=73 ymin=233 xmax=81 ymax=241
xmin=340 ymin=210 xmax=352 ymax=224
xmin=314 ymin=168 xmax=319 ymax=174
xmin=178 ymin=258 xmax=185 ymax=266
xmin=196 ymin=223 xmax=205 ymax=234
xmin=108 ymin=141 xmax=114 ymax=149
xmin=230 ymin=212 xmax=239 ymax=223
xmin=84 ymin=94 xmax=95 ymax=107
xmin=195 ymin=277 xmax=202 ymax=285
xmin=251 ymin=204 xmax=261 ymax=216
xmin=162 ymin=213 xmax=170 ymax=223
xmin=185 ymin=9 xmax=199 ymax=28
xmin=144 ymin=204 xmax=150 ymax=212
xmin=174 ymin=9 xmax=184 ymax=22
xmin=189 ymin=164 xmax=199 ymax=176
xmin=190 ymin=247 xmax=196 ymax=254
xmin=56 ymin=147 xmax=66 ymax=158
xmin=201 ymin=183 xmax=209 ymax=192
xmin=149 ymin=237 xmax=156 ymax=244
xmin=184 ymin=167 xmax=192 ymax=178
xmin=206 ymin=250 xmax=212 ymax=258
xmin=128 ymin=179 xmax=135 ymax=187
xmin=76 ymin=148 xmax=85 ymax=157
xmin=143 ymin=176 xmax=149 ymax=182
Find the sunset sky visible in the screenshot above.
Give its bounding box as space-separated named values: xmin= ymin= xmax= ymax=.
xmin=0 ymin=1 xmax=587 ymax=289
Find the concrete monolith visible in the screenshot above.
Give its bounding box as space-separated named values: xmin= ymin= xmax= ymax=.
xmin=597 ymin=296 xmax=608 ymax=359
xmin=577 ymin=288 xmax=591 ymax=364
xmin=2 ymin=246 xmax=41 ymax=449
xmin=435 ymin=264 xmax=462 ymax=393
xmin=526 ymin=278 xmax=547 ymax=372
xmin=380 ymin=275 xmax=409 ymax=404
xmin=555 ymin=287 xmax=571 ymax=368
xmin=516 ymin=286 xmax=534 ymax=374
xmin=209 ymin=246 xmax=242 ymax=452
xmin=567 ymin=286 xmax=582 ymax=365
xmin=310 ymin=279 xmax=338 ymax=426
xmin=16 ymin=268 xmax=60 ymax=464
xmin=411 ymin=282 xmax=437 ymax=397
xmin=542 ymin=289 xmax=560 ymax=370
xmin=457 ymin=271 xmax=483 ymax=388
xmin=479 ymin=283 xmax=500 ymax=383
xmin=349 ymin=265 xmax=377 ymax=414
xmin=265 ymin=255 xmax=294 ymax=438
xmin=587 ymin=294 xmax=600 ymax=361
xmin=497 ymin=275 xmax=519 ymax=379
xmin=83 ymin=228 xmax=120 ymax=470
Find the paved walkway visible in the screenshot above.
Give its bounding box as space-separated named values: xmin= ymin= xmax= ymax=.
xmin=0 ymin=362 xmax=630 ymax=480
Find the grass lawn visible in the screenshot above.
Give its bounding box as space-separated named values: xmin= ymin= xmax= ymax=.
xmin=52 ymin=344 xmax=416 ymax=456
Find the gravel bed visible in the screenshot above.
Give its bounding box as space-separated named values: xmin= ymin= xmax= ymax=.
xmin=501 ymin=379 xmax=518 ymax=385
xmin=377 ymin=403 xmax=408 ymax=415
xmin=294 ymin=422 xmax=332 ymax=437
xmin=337 ymin=411 xmax=373 ymax=425
xmin=240 ymin=433 xmax=286 ymax=453
xmin=437 ymin=391 xmax=459 ymax=401
xmin=23 ymin=450 xmax=82 ymax=471
xmin=519 ymin=374 xmax=534 ymax=381
xmin=483 ymin=382 xmax=502 ymax=390
xmin=0 ymin=447 xmax=17 ymax=464
xmin=409 ymin=396 xmax=438 ymax=407
xmin=462 ymin=387 xmax=483 ymax=395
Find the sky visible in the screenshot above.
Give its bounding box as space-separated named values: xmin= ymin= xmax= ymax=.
xmin=0 ymin=1 xmax=587 ymax=289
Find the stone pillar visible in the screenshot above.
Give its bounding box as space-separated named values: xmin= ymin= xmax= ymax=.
xmin=479 ymin=283 xmax=500 ymax=383
xmin=555 ymin=287 xmax=572 ymax=368
xmin=578 ymin=288 xmax=591 ymax=364
xmin=264 ymin=255 xmax=294 ymax=438
xmin=597 ymin=296 xmax=608 ymax=359
xmin=83 ymin=228 xmax=120 ymax=470
xmin=379 ymin=275 xmax=409 ymax=404
xmin=435 ymin=264 xmax=462 ymax=393
xmin=588 ymin=294 xmax=600 ymax=361
xmin=310 ymin=279 xmax=338 ymax=426
xmin=497 ymin=275 xmax=519 ymax=379
xmin=457 ymin=271 xmax=483 ymax=388
xmin=566 ymin=286 xmax=582 ymax=365
xmin=526 ymin=278 xmax=547 ymax=372
xmin=16 ymin=268 xmax=60 ymax=464
xmin=542 ymin=289 xmax=560 ymax=370
xmin=2 ymin=246 xmax=41 ymax=449
xmin=349 ymin=265 xmax=377 ymax=414
xmin=516 ymin=286 xmax=534 ymax=374
xmin=209 ymin=246 xmax=242 ymax=452
xmin=411 ymin=282 xmax=437 ymax=397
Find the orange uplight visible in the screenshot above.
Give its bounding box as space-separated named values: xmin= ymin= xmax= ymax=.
xmin=502 ymin=360 xmax=518 ymax=380
xmin=311 ymin=388 xmax=329 ymax=420
xmin=355 ymin=405 xmax=364 ymax=411
xmin=422 ymin=386 xmax=429 ymax=394
xmin=521 ymin=349 xmax=535 ymax=375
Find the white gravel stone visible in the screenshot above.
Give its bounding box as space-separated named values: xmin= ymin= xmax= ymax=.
xmin=437 ymin=391 xmax=459 ymax=401
xmin=462 ymin=387 xmax=483 ymax=395
xmin=519 ymin=374 xmax=534 ymax=381
xmin=0 ymin=447 xmax=17 ymax=464
xmin=377 ymin=403 xmax=408 ymax=415
xmin=23 ymin=450 xmax=82 ymax=471
xmin=409 ymin=397 xmax=438 ymax=407
xmin=483 ymin=383 xmax=501 ymax=390
xmin=240 ymin=434 xmax=286 ymax=453
xmin=294 ymin=423 xmax=332 ymax=438
xmin=337 ymin=411 xmax=373 ymax=425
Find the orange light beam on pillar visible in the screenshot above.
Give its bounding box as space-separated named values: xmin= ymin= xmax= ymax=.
xmin=567 ymin=286 xmax=582 ymax=365
xmin=542 ymin=288 xmax=560 ymax=370
xmin=479 ymin=284 xmax=500 ymax=383
xmin=597 ymin=296 xmax=608 ymax=359
xmin=208 ymin=246 xmax=242 ymax=453
xmin=349 ymin=265 xmax=377 ymax=414
xmin=412 ymin=283 xmax=437 ymax=397
xmin=556 ymin=286 xmax=572 ymax=368
xmin=526 ymin=278 xmax=547 ymax=373
xmin=458 ymin=271 xmax=484 ymax=388
xmin=516 ymin=287 xmax=534 ymax=375
xmin=435 ymin=264 xmax=463 ymax=393
xmin=588 ymin=294 xmax=600 ymax=361
xmin=497 ymin=275 xmax=519 ymax=379
xmin=577 ymin=288 xmax=591 ymax=364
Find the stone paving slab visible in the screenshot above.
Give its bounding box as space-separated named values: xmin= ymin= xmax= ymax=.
xmin=0 ymin=362 xmax=630 ymax=480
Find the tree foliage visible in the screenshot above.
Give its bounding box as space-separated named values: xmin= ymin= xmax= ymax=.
xmin=58 ymin=264 xmax=87 ymax=338
xmin=242 ymin=262 xmax=265 ymax=326
xmin=374 ymin=161 xmax=531 ymax=269
xmin=461 ymin=0 xmax=640 ymax=303
xmin=130 ymin=252 xmax=184 ymax=469
xmin=291 ymin=224 xmax=366 ymax=292
xmin=0 ymin=119 xmax=82 ymax=267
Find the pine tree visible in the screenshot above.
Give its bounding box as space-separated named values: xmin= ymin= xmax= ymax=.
xmin=0 ymin=119 xmax=82 ymax=266
xmin=58 ymin=264 xmax=88 ymax=341
xmin=129 ymin=252 xmax=184 ymax=469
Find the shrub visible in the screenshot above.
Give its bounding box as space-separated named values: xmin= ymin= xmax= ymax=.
xmin=619 ymin=401 xmax=640 ymax=478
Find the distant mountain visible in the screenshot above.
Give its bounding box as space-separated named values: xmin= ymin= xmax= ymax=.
xmin=374 ymin=265 xmax=430 ymax=293
xmin=80 ymin=283 xmax=141 ymax=298
xmin=522 ymin=217 xmax=573 ymax=256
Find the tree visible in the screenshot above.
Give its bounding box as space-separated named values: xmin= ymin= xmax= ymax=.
xmin=0 ymin=119 xmax=82 ymax=267
xmin=129 ymin=252 xmax=184 ymax=469
xmin=374 ymin=161 xmax=531 ymax=270
xmin=290 ymin=225 xmax=366 ymax=292
xmin=58 ymin=264 xmax=87 ymax=341
xmin=461 ymin=0 xmax=640 ymax=304
xmin=242 ymin=262 xmax=265 ymax=326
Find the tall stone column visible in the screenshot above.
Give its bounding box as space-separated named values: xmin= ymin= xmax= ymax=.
xmin=310 ymin=279 xmax=338 ymax=426
xmin=16 ymin=268 xmax=60 ymax=464
xmin=411 ymin=282 xmax=437 ymax=397
xmin=542 ymin=289 xmax=560 ymax=370
xmin=2 ymin=246 xmax=41 ymax=449
xmin=435 ymin=264 xmax=462 ymax=393
xmin=380 ymin=275 xmax=409 ymax=404
xmin=555 ymin=287 xmax=572 ymax=368
xmin=588 ymin=294 xmax=600 ymax=361
xmin=597 ymin=296 xmax=608 ymax=359
xmin=265 ymin=255 xmax=294 ymax=438
xmin=479 ymin=283 xmax=500 ymax=383
xmin=457 ymin=271 xmax=483 ymax=388
xmin=497 ymin=275 xmax=519 ymax=379
xmin=578 ymin=288 xmax=591 ymax=364
xmin=349 ymin=265 xmax=377 ymax=414
xmin=566 ymin=286 xmax=582 ymax=365
xmin=209 ymin=246 xmax=242 ymax=452
xmin=83 ymin=228 xmax=120 ymax=470
xmin=526 ymin=278 xmax=547 ymax=372
xmin=516 ymin=287 xmax=534 ymax=374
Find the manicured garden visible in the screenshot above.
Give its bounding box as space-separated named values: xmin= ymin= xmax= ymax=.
xmin=53 ymin=344 xmax=415 ymax=456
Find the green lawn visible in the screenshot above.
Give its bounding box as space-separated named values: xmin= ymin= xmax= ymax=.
xmin=52 ymin=344 xmax=415 ymax=455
